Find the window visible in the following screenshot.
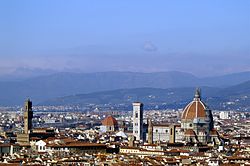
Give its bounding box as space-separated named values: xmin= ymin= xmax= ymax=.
xmin=189 ymin=124 xmax=192 ymax=127
xmin=170 ymin=128 xmax=173 ymax=135
xmin=135 ymin=113 xmax=138 ymax=118
xmin=166 ymin=130 xmax=168 ymax=133
xmin=156 ymin=129 xmax=158 ymax=133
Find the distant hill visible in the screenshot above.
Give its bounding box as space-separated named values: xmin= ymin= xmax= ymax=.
xmin=200 ymin=71 xmax=250 ymax=87
xmin=206 ymin=80 xmax=250 ymax=111
xmin=220 ymin=80 xmax=250 ymax=96
xmin=0 ymin=71 xmax=250 ymax=106
xmin=39 ymin=87 xmax=219 ymax=109
xmin=40 ymin=81 xmax=250 ymax=111
xmin=0 ymin=68 xmax=57 ymax=81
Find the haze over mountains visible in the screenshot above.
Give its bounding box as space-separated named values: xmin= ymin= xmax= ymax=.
xmin=41 ymin=82 xmax=250 ymax=111
xmin=0 ymin=70 xmax=249 ymax=106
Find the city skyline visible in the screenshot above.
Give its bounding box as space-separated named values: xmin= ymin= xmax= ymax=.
xmin=0 ymin=1 xmax=250 ymax=76
xmin=0 ymin=1 xmax=249 ymax=165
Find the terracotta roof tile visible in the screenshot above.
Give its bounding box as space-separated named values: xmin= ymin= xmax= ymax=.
xmin=101 ymin=115 xmax=118 ymax=126
xmin=182 ymin=100 xmax=207 ymax=120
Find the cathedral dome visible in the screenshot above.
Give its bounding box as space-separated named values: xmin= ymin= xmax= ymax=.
xmin=101 ymin=115 xmax=118 ymax=126
xmin=181 ymin=89 xmax=208 ymax=121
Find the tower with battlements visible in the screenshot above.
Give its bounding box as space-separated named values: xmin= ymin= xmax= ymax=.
xmin=24 ymin=99 xmax=33 ymax=134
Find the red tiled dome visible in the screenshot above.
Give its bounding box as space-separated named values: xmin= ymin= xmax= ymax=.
xmin=101 ymin=116 xmax=118 ymax=126
xmin=181 ymin=89 xmax=207 ymax=120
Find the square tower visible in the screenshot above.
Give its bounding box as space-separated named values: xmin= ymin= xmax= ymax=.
xmin=133 ymin=102 xmax=143 ymax=141
xmin=24 ymin=99 xmax=33 ymax=134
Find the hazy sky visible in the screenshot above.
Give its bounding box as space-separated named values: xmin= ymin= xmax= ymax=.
xmin=0 ymin=1 xmax=250 ymax=76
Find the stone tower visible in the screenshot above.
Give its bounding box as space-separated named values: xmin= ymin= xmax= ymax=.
xmin=169 ymin=125 xmax=176 ymax=143
xmin=128 ymin=135 xmax=136 ymax=147
xmin=132 ymin=102 xmax=143 ymax=141
xmin=147 ymin=118 xmax=153 ymax=144
xmin=24 ymin=99 xmax=33 ymax=134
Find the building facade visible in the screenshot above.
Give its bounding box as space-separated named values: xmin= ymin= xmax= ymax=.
xmin=219 ymin=111 xmax=229 ymax=119
xmin=150 ymin=124 xmax=183 ymax=143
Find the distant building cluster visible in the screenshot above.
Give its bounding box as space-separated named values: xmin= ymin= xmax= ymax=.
xmin=0 ymin=89 xmax=249 ymax=165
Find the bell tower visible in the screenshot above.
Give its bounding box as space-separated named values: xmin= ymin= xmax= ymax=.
xmin=133 ymin=102 xmax=143 ymax=141
xmin=147 ymin=118 xmax=153 ymax=144
xmin=24 ymin=99 xmax=33 ymax=134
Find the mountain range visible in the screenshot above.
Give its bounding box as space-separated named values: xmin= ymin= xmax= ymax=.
xmin=0 ymin=71 xmax=249 ymax=106
xmin=40 ymin=80 xmax=250 ymax=111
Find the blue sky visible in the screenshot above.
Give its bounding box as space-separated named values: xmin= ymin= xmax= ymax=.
xmin=0 ymin=1 xmax=249 ymax=76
